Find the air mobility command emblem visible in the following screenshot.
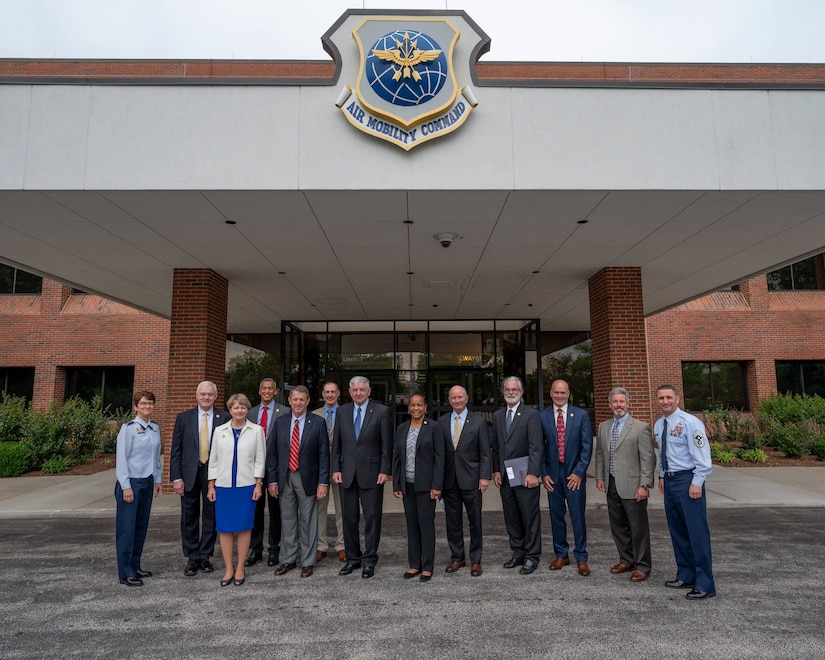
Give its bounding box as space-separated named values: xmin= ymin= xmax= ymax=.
xmin=335 ymin=17 xmax=478 ymax=150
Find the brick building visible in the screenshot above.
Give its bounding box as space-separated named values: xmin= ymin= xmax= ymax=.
xmin=2 ymin=10 xmax=825 ymax=478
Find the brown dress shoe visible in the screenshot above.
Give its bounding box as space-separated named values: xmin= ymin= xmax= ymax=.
xmin=337 ymin=550 xmax=347 ymax=562
xmin=549 ymin=558 xmax=570 ymax=570
xmin=470 ymin=564 xmax=483 ymax=576
xmin=577 ymin=562 xmax=591 ymax=576
xmin=316 ymin=550 xmax=326 ymax=563
xmin=630 ymin=570 xmax=649 ymax=582
xmin=300 ymin=566 xmax=314 ymax=578
xmin=610 ymin=563 xmax=633 ymax=574
xmin=274 ymin=562 xmax=296 ymax=576
xmin=445 ymin=560 xmax=466 ymax=573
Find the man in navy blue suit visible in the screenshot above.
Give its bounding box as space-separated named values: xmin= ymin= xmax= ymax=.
xmin=170 ymin=381 xmax=229 ymax=577
xmin=541 ymin=379 xmax=593 ymax=576
xmin=267 ymin=385 xmax=329 ymax=579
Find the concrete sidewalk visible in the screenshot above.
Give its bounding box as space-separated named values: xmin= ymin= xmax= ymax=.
xmin=0 ymin=464 xmax=822 ymax=519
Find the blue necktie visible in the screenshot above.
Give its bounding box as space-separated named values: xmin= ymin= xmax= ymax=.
xmin=354 ymin=406 xmax=362 ymax=440
xmin=506 ymin=408 xmax=513 ymax=434
xmin=661 ymin=419 xmax=669 ymax=472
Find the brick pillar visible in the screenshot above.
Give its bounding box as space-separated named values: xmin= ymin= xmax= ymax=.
xmin=588 ymin=267 xmax=651 ymax=425
xmin=165 ymin=269 xmax=228 ymax=484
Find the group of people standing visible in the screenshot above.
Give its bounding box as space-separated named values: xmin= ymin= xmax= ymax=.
xmin=113 ymin=375 xmax=716 ymax=600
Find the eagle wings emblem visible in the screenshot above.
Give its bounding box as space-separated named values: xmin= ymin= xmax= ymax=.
xmin=372 ymin=31 xmax=442 ymax=82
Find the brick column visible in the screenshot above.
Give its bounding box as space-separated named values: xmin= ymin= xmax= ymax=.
xmin=588 ymin=267 xmax=652 ymax=425
xmin=165 ymin=269 xmax=228 ymax=484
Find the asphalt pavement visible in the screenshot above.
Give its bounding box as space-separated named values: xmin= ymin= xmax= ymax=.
xmin=1 ymin=467 xmax=824 ymax=658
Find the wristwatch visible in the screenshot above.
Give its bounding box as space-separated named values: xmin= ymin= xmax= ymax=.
xmin=640 ymin=484 xmax=650 ymax=490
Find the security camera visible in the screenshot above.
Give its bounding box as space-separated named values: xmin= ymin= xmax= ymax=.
xmin=434 ymin=232 xmax=459 ymax=248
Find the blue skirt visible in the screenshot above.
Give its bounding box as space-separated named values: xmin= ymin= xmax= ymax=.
xmin=214 ymin=485 xmax=256 ymax=533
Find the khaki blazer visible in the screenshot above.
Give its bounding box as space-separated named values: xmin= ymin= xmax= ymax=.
xmin=594 ymin=415 xmax=656 ymax=499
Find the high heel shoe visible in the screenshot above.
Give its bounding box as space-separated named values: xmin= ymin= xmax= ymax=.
xmin=233 ymin=576 xmax=245 ymax=586
xmin=220 ymin=576 xmax=233 ymax=587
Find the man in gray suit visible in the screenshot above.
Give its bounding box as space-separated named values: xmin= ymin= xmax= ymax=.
xmin=312 ymin=381 xmax=346 ymax=563
xmin=594 ymin=387 xmax=657 ymax=582
xmin=245 ymin=378 xmax=288 ymax=568
xmin=331 ymin=375 xmax=393 ymax=579
xmin=491 ymin=376 xmax=544 ymax=575
xmin=439 ymin=385 xmax=490 ymax=577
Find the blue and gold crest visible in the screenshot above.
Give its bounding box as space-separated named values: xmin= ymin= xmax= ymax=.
xmin=335 ymin=16 xmax=478 ymax=150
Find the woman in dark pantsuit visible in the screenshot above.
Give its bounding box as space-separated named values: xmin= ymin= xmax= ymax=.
xmin=393 ymin=394 xmax=445 ymax=582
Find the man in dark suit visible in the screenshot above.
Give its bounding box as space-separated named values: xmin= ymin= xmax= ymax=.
xmin=267 ymin=386 xmax=329 ymax=579
xmin=595 ymin=387 xmax=656 ymax=582
xmin=491 ymin=376 xmax=544 ymax=575
xmin=439 ymin=385 xmax=491 ymax=577
xmin=245 ymin=377 xmax=288 ymax=568
xmin=541 ymin=378 xmax=594 ymax=576
xmin=331 ymin=375 xmax=393 ymax=579
xmin=169 ymin=380 xmax=229 ymax=576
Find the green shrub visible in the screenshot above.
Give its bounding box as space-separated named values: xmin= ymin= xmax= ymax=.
xmin=702 ymin=407 xmax=760 ymax=447
xmin=736 ymin=447 xmax=767 ymax=464
xmin=22 ymin=402 xmax=69 ymax=466
xmin=18 ymin=395 xmax=123 ymax=469
xmin=0 ymin=394 xmax=29 ymax=444
xmin=41 ymin=455 xmax=70 ymax=474
xmin=0 ymin=442 xmax=33 ymax=477
xmin=770 ymin=420 xmax=815 ymax=458
xmin=813 ymin=439 xmax=825 ymax=461
xmin=710 ymin=442 xmax=736 ymax=463
xmin=755 ymin=393 xmax=825 ymax=457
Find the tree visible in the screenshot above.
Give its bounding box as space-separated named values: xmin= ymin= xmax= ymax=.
xmin=224 ymin=350 xmax=280 ymax=407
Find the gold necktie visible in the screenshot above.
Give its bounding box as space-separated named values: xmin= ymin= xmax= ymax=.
xmin=453 ymin=416 xmax=462 ymax=449
xmin=199 ymin=412 xmax=209 ymax=463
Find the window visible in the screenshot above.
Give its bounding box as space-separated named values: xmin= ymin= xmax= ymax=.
xmin=775 ymin=361 xmax=825 ymax=398
xmin=0 ymin=367 xmax=36 ymax=402
xmin=766 ymin=253 xmax=825 ymax=291
xmin=64 ymin=366 xmax=135 ymax=412
xmin=0 ymin=264 xmax=42 ymax=294
xmin=682 ymin=362 xmax=748 ymax=411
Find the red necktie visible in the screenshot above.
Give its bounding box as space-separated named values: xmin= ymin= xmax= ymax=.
xmin=288 ymin=418 xmax=300 ymax=471
xmin=259 ymin=405 xmax=268 ymax=433
xmin=556 ymin=409 xmax=566 ymax=462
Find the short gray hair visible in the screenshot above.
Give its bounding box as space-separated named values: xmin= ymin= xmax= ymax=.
xmin=608 ymin=387 xmax=630 ymax=403
xmin=502 ymin=376 xmax=524 ymax=392
xmin=349 ymin=375 xmax=370 ymax=389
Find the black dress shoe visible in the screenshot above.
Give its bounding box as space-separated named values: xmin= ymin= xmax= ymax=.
xmin=685 ymin=589 xmax=716 ymax=600
xmin=361 ymin=565 xmax=375 ymax=579
xmin=665 ymin=579 xmax=695 ymax=589
xmin=403 ymin=570 xmax=420 ymax=579
xmin=245 ymin=551 xmax=263 ymax=567
xmin=519 ymin=561 xmax=536 ymax=575
xmin=119 ymin=576 xmax=143 ymax=587
xmin=503 ymin=557 xmax=524 ymax=569
xmin=267 ymin=554 xmax=278 ymax=567
xmin=419 ymin=572 xmax=432 ymax=582
xmin=184 ymin=561 xmax=199 ymax=577
xmin=199 ymin=559 xmax=215 ymax=573
xmin=135 ymin=569 xmax=152 ymax=579
xmin=339 ymin=562 xmax=361 ymax=575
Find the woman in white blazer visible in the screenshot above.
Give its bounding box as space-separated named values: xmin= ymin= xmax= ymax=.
xmin=207 ymin=393 xmax=265 ymax=586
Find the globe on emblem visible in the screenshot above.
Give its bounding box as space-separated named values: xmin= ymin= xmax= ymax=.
xmin=365 ymin=30 xmax=448 ymax=107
